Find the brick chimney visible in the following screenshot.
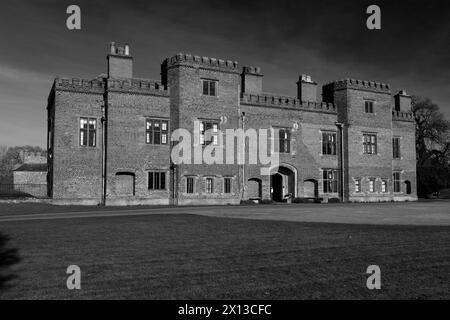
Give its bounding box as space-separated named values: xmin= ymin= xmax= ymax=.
xmin=241 ymin=66 xmax=263 ymax=93
xmin=394 ymin=90 xmax=411 ymax=112
xmin=107 ymin=42 xmax=133 ymax=79
xmin=297 ymin=74 xmax=317 ymax=102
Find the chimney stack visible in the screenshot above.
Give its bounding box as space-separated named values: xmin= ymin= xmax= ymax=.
xmin=394 ymin=90 xmax=411 ymax=112
xmin=107 ymin=42 xmax=133 ymax=79
xmin=297 ymin=74 xmax=317 ymax=102
xmin=241 ymin=66 xmax=263 ymax=93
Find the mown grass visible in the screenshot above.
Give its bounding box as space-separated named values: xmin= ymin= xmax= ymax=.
xmin=0 ymin=214 xmax=449 ymax=299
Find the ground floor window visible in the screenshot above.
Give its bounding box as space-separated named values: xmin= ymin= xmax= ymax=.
xmin=186 ymin=177 xmax=194 ymax=194
xmin=224 ymin=178 xmax=231 ymax=194
xmin=393 ymin=172 xmax=401 ymax=192
xmin=323 ymin=169 xmax=338 ymax=193
xmin=381 ymin=179 xmax=388 ymax=193
xmin=148 ymin=171 xmax=166 ymax=190
xmin=206 ymin=177 xmax=214 ymax=193
xmin=354 ymin=178 xmax=361 ymax=193
xmin=369 ymin=178 xmax=376 ymax=193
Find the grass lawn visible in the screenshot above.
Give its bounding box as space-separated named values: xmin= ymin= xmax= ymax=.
xmin=0 ymin=214 xmax=449 ymax=299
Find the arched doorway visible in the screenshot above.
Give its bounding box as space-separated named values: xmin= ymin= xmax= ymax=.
xmin=270 ymin=164 xmax=296 ymax=202
xmin=304 ymin=179 xmax=319 ymax=198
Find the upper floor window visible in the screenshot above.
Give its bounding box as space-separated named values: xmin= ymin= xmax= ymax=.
xmin=393 ymin=172 xmax=401 ymax=193
xmin=200 ymin=121 xmax=219 ymax=146
xmin=322 ymin=132 xmax=337 ymax=155
xmin=186 ymin=177 xmax=194 ymax=194
xmin=146 ymin=119 xmax=168 ymax=145
xmin=279 ymin=128 xmax=291 ymax=153
xmin=363 ymin=133 xmax=377 ymax=154
xmin=80 ymin=117 xmax=96 ymax=147
xmin=206 ymin=177 xmax=214 ymax=193
xmin=224 ymin=177 xmax=232 ymax=194
xmin=365 ymin=101 xmax=374 ymax=113
xmin=202 ymin=79 xmax=217 ymax=96
xmin=393 ymin=137 xmax=401 ymax=159
xmin=148 ymin=171 xmax=166 ymax=190
xmin=323 ymin=169 xmax=338 ymax=193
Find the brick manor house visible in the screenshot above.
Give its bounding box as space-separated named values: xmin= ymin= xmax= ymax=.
xmin=46 ymin=43 xmax=417 ymax=205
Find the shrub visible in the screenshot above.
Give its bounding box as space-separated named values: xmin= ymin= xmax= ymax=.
xmin=328 ymin=198 xmax=340 ymax=203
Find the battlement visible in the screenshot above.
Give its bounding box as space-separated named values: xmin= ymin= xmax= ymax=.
xmin=107 ymin=78 xmax=169 ymax=96
xmin=166 ymin=53 xmax=239 ymax=73
xmin=240 ymin=92 xmax=336 ymax=113
xmin=109 ymin=42 xmax=131 ymax=57
xmin=327 ymin=78 xmax=391 ymax=94
xmin=392 ymin=110 xmax=414 ymax=122
xmin=54 ymin=77 xmax=105 ymax=94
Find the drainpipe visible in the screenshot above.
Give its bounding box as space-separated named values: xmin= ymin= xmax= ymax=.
xmin=336 ymin=122 xmax=344 ymax=202
xmin=241 ymin=111 xmax=246 ymax=199
xmin=101 ymin=77 xmax=109 ymax=206
xmin=237 ymin=84 xmax=243 ymax=200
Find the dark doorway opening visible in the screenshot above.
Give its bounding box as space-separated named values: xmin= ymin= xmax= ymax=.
xmin=270 ymin=173 xmax=283 ymax=202
xmin=404 ymin=180 xmax=412 ymax=194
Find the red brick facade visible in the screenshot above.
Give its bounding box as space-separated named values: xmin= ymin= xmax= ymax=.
xmin=47 ymin=44 xmax=417 ymax=205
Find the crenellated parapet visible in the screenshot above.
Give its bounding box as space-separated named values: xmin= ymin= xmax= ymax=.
xmin=327 ymin=78 xmax=391 ymax=94
xmin=107 ymin=78 xmax=169 ymax=97
xmin=392 ymin=110 xmax=414 ymax=122
xmin=240 ymin=92 xmax=336 ymax=114
xmin=54 ymin=77 xmax=104 ymax=94
xmin=166 ymin=53 xmax=239 ymax=74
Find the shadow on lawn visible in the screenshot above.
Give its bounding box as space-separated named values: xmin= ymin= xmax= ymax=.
xmin=0 ymin=232 xmax=21 ymax=292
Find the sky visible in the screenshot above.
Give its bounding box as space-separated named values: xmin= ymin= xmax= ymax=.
xmin=0 ymin=0 xmax=449 ymax=147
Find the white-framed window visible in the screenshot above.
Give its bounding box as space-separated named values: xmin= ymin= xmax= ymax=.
xmin=279 ymin=128 xmax=291 ymax=153
xmin=206 ymin=177 xmax=214 ymax=193
xmin=355 ymin=178 xmax=361 ymax=193
xmin=323 ymin=169 xmax=338 ymax=193
xmin=186 ymin=177 xmax=194 ymax=194
xmin=202 ymin=79 xmax=217 ymax=96
xmin=80 ymin=117 xmax=96 ymax=147
xmin=224 ymin=177 xmax=232 ymax=194
xmin=393 ymin=172 xmax=401 ymax=192
xmin=381 ymin=179 xmax=388 ymax=193
xmin=363 ymin=133 xmax=377 ymax=154
xmin=322 ymin=131 xmax=337 ymax=155
xmin=199 ymin=121 xmax=219 ymax=146
xmin=148 ymin=171 xmax=166 ymax=190
xmin=146 ymin=119 xmax=168 ymax=145
xmin=369 ymin=178 xmax=376 ymax=193
xmin=365 ymin=100 xmax=374 ymax=113
xmin=393 ymin=137 xmax=401 ymax=159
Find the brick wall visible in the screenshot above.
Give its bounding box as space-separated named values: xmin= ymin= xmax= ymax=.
xmin=48 ymin=50 xmax=417 ymax=205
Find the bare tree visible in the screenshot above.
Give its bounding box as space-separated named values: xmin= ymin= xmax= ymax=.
xmin=412 ymin=96 xmax=450 ymax=196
